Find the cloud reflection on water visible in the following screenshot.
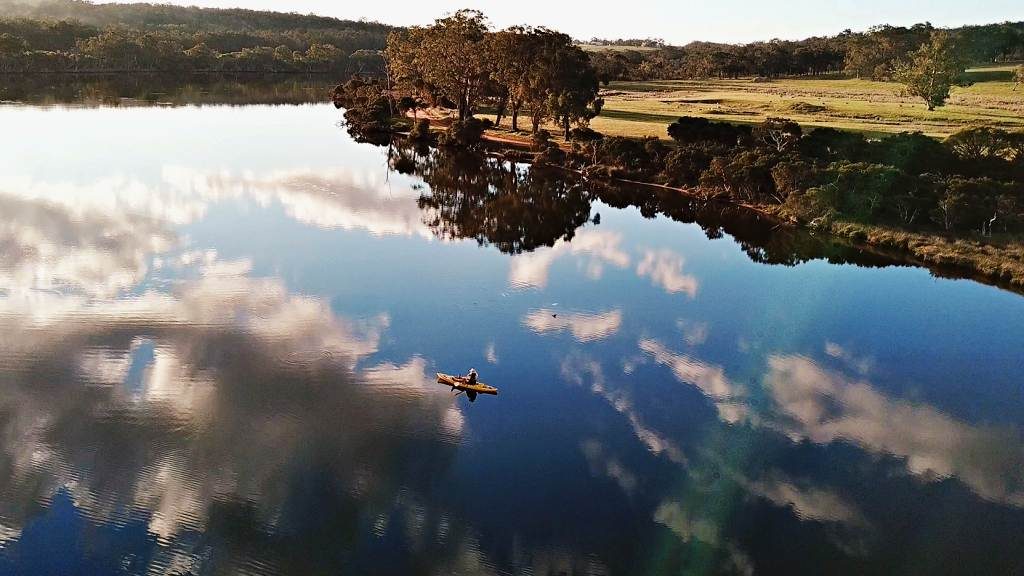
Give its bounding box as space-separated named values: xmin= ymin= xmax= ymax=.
xmin=640 ymin=338 xmax=1024 ymax=508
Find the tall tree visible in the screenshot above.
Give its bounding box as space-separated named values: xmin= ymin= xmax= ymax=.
xmin=486 ymin=26 xmax=533 ymax=130
xmin=893 ymin=31 xmax=966 ymax=110
xmin=385 ymin=10 xmax=490 ymax=121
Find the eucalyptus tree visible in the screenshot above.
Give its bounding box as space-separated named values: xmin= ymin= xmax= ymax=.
xmin=523 ymin=28 xmax=601 ymax=136
xmin=893 ymin=31 xmax=967 ymax=110
xmin=485 ymin=26 xmax=534 ymax=130
xmin=385 ymin=10 xmax=491 ymax=120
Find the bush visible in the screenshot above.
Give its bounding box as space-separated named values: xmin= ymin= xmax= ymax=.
xmin=868 ymin=131 xmax=953 ymax=175
xmin=798 ymin=127 xmax=868 ymax=162
xmin=823 ymin=161 xmax=905 ymax=221
xmin=770 ymin=159 xmax=820 ymax=200
xmin=668 ymin=116 xmax=751 ymax=147
xmin=408 ymin=118 xmax=432 ymax=142
xmin=569 ymin=126 xmax=604 ymax=141
xmin=699 ymin=150 xmax=782 ymax=202
xmin=589 ymin=136 xmax=666 ymax=178
xmin=782 ymin=186 xmax=842 ymax=225
xmin=931 ymin=177 xmax=1019 ymax=233
xmin=944 ymin=127 xmax=1023 ymax=179
xmin=535 ymin=143 xmax=566 ymax=166
xmin=439 ymin=117 xmax=487 ymax=148
xmin=753 ymin=117 xmax=802 ymax=152
xmin=664 ymin=144 xmax=723 ymax=187
xmin=532 ymin=129 xmax=552 ymax=151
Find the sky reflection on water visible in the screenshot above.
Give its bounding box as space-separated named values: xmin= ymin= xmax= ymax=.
xmin=1 ymin=99 xmax=1023 ymax=575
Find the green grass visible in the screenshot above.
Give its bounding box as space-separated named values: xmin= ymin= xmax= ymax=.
xmin=593 ymin=75 xmax=1024 ymax=139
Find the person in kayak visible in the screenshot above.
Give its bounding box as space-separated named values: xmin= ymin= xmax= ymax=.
xmin=467 ymin=368 xmax=478 ymax=386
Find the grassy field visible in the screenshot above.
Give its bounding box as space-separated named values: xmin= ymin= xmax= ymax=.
xmin=592 ymin=67 xmax=1024 ymax=139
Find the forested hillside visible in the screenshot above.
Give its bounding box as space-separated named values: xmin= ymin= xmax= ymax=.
xmin=0 ymin=0 xmax=392 ymax=73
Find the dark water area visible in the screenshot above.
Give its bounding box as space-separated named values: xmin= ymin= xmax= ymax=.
xmin=0 ymin=81 xmax=1023 ymax=575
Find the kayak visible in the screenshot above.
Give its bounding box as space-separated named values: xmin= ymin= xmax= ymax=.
xmin=437 ymin=373 xmax=499 ymax=395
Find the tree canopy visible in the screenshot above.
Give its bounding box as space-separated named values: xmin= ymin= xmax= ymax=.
xmin=893 ymin=32 xmax=968 ymax=110
xmin=385 ymin=12 xmax=601 ymax=136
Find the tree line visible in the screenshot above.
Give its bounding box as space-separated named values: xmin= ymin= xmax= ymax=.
xmin=587 ymin=22 xmax=1024 ymax=82
xmin=0 ymin=0 xmax=392 ymax=73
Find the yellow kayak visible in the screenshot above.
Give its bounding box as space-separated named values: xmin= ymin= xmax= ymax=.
xmin=437 ymin=373 xmax=499 ymax=395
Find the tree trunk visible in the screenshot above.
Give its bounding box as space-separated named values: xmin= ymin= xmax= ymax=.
xmin=511 ymin=102 xmax=520 ymax=131
xmin=494 ymin=95 xmax=508 ymax=128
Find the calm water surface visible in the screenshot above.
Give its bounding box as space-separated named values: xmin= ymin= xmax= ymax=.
xmin=0 ymin=82 xmax=1023 ymax=575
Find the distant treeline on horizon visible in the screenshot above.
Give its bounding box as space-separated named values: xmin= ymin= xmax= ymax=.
xmin=0 ymin=0 xmax=394 ymax=73
xmin=0 ymin=0 xmax=1022 ymax=79
xmin=584 ymin=22 xmax=1024 ymax=82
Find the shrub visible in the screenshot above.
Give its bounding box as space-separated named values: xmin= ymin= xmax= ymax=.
xmin=699 ymin=150 xmax=782 ymax=202
xmin=590 ymin=136 xmax=666 ymax=178
xmin=535 ymin=143 xmax=566 ymax=166
xmin=944 ymin=127 xmax=1022 ymax=179
xmin=868 ymin=131 xmax=953 ymax=175
xmin=569 ymin=126 xmax=604 ymax=141
xmin=408 ymin=118 xmax=432 ymax=142
xmin=439 ymin=117 xmax=487 ymax=147
xmin=931 ymin=177 xmax=1019 ymax=233
xmin=753 ymin=117 xmax=802 ymax=152
xmin=532 ymin=129 xmax=552 ymax=151
xmin=770 ymin=159 xmax=820 ymax=201
xmin=668 ymin=116 xmax=751 ymax=147
xmin=823 ymin=161 xmax=905 ymax=221
xmin=782 ymin=186 xmax=841 ymax=226
xmin=664 ymin=144 xmax=723 ymax=187
xmin=798 ymin=127 xmax=869 ymax=162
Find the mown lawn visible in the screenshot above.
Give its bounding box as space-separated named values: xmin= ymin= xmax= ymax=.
xmin=593 ymin=71 xmax=1024 ymax=139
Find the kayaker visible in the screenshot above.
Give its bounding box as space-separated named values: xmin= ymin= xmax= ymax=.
xmin=467 ymin=368 xmax=478 ymax=385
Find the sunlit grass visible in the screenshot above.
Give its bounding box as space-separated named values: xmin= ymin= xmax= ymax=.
xmin=597 ymin=76 xmax=1024 ymax=138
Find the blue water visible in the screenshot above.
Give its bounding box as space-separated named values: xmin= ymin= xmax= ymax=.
xmin=0 ymin=98 xmax=1022 ymax=575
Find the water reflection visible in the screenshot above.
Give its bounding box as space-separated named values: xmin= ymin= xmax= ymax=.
xmin=0 ymin=74 xmax=332 ymax=108
xmin=1 ymin=98 xmax=1023 ymax=574
xmin=0 ymin=262 xmax=473 ymax=573
xmin=638 ymin=337 xmax=1024 ymax=508
xmin=410 ymin=148 xmax=593 ymax=254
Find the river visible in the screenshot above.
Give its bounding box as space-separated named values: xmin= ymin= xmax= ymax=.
xmin=0 ymin=78 xmax=1022 ymax=575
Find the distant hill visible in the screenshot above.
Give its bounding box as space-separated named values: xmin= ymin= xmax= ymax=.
xmin=0 ymin=0 xmax=394 ymax=34
xmin=0 ymin=0 xmax=395 ymax=74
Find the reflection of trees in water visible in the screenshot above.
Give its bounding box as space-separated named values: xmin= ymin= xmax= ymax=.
xmin=392 ymin=142 xmax=913 ymax=270
xmin=401 ymin=145 xmax=594 ymax=255
xmin=594 ymin=183 xmax=905 ymax=269
xmin=0 ymin=74 xmax=333 ymax=107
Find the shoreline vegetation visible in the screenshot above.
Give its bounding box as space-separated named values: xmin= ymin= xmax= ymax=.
xmin=333 ymin=9 xmax=1024 ymax=290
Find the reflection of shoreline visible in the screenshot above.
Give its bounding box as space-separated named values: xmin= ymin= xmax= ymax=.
xmin=0 ymin=75 xmax=333 ymax=108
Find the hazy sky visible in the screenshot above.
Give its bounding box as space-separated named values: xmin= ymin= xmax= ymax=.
xmin=95 ymin=0 xmax=1024 ymax=44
